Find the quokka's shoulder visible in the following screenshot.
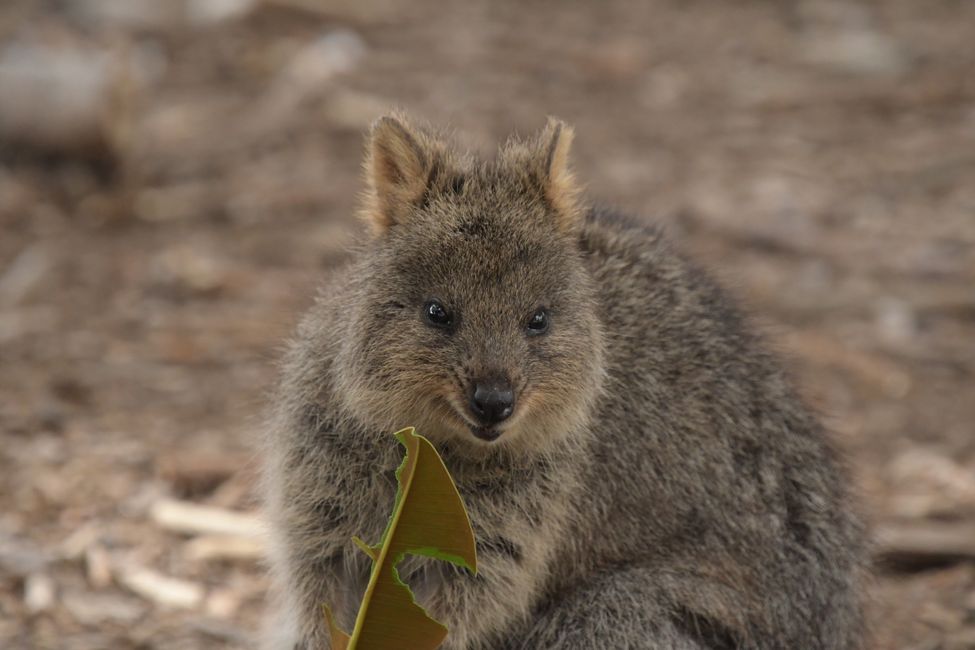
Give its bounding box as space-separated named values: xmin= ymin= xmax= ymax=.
xmin=578 ymin=205 xmax=762 ymax=348
xmin=578 ymin=204 xmax=669 ymax=259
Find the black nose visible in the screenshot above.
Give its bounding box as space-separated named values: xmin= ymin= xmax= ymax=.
xmin=469 ymin=379 xmax=515 ymax=425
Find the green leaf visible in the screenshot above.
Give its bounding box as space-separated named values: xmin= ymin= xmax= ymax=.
xmin=324 ymin=605 xmax=350 ymax=650
xmin=326 ymin=427 xmax=478 ymax=650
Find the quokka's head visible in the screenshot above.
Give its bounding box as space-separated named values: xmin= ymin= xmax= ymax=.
xmin=334 ymin=113 xmax=606 ymax=455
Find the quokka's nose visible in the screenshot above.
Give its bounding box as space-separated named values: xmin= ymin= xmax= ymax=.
xmin=469 ymin=379 xmax=515 ymax=425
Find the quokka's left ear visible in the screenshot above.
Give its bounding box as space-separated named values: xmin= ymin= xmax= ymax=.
xmin=530 ymin=117 xmax=583 ymax=232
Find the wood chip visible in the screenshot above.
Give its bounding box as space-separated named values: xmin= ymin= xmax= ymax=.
xmin=62 ymin=591 xmax=147 ymax=625
xmin=184 ymin=534 xmax=265 ymax=562
xmin=59 ymin=522 xmax=102 ymax=560
xmin=875 ymin=521 xmax=975 ymax=570
xmin=117 ymin=565 xmax=204 ymax=609
xmin=150 ymin=498 xmax=262 ymax=539
xmin=85 ymin=544 xmax=114 ymax=589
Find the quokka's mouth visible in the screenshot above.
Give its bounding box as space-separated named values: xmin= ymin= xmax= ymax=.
xmin=469 ymin=425 xmax=502 ymax=442
xmin=438 ymin=395 xmax=510 ymax=443
xmin=439 ymin=395 xmax=505 ymax=442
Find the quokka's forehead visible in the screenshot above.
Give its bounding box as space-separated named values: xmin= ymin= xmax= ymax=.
xmin=390 ymin=236 xmax=575 ymax=304
xmin=381 ymin=190 xmax=580 ymax=298
xmin=392 ymin=201 xmax=563 ymax=260
xmin=420 ymin=214 xmax=563 ymax=265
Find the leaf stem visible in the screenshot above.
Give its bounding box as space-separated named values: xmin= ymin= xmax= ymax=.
xmin=346 ymin=427 xmax=418 ymax=649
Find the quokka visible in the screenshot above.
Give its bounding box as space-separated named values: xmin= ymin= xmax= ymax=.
xmin=262 ymin=114 xmax=866 ymax=649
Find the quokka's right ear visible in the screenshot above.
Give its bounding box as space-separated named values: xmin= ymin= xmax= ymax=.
xmin=532 ymin=118 xmax=582 ymax=233
xmin=361 ymin=114 xmax=447 ymax=234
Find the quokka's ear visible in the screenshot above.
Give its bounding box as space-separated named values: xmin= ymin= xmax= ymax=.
xmin=361 ymin=114 xmax=447 ymax=234
xmin=529 ymin=118 xmax=583 ymax=232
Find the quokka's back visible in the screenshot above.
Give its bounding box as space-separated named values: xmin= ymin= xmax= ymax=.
xmin=262 ymin=114 xmax=867 ymax=650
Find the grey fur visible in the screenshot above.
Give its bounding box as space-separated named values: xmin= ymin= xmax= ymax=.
xmin=261 ymin=116 xmax=866 ymax=649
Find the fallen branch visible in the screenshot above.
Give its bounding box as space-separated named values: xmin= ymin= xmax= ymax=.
xmin=0 ymin=41 xmax=136 ymax=162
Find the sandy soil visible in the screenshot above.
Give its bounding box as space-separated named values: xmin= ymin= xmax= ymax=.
xmin=1 ymin=1 xmax=973 ymax=648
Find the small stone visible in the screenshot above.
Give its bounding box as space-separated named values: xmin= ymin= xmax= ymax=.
xmin=800 ymin=28 xmax=909 ymax=76
xmin=875 ymin=298 xmax=917 ymax=345
xmin=149 ymin=244 xmax=231 ymax=297
xmin=260 ymin=29 xmax=368 ymax=119
xmin=186 ymin=0 xmax=257 ymax=25
xmin=24 ymin=573 xmax=56 ymax=613
xmin=205 ymin=588 xmax=241 ymax=619
xmin=280 ymin=30 xmax=367 ymax=90
xmin=0 ymin=533 xmax=51 ymax=577
xmin=0 ymin=245 xmax=52 ymax=307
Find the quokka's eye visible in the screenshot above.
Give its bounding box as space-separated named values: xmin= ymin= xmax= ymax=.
xmin=526 ymin=308 xmax=550 ymax=335
xmin=424 ymin=300 xmax=453 ymax=329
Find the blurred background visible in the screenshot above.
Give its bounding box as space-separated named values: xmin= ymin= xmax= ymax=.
xmin=1 ymin=1 xmax=973 ymax=648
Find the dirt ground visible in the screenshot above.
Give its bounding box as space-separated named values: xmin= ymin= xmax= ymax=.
xmin=1 ymin=1 xmax=973 ymax=648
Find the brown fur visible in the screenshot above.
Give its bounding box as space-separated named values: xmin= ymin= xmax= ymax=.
xmin=261 ymin=115 xmax=867 ymax=649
